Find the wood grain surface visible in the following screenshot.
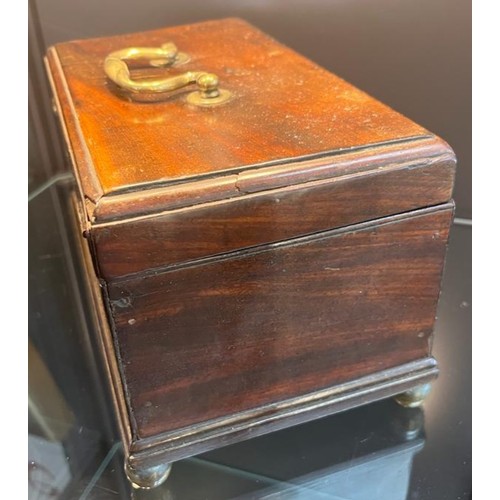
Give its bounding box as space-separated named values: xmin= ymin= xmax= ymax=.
xmin=46 ymin=18 xmax=432 ymax=204
xmin=128 ymin=358 xmax=438 ymax=468
xmin=107 ymin=205 xmax=452 ymax=439
xmin=45 ymin=18 xmax=457 ymax=474
xmin=93 ymin=147 xmax=454 ymax=280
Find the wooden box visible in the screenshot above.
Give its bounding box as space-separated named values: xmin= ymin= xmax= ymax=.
xmin=45 ymin=18 xmax=455 ymax=488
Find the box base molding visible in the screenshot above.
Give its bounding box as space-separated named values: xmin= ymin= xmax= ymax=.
xmin=128 ymin=357 xmax=438 ymax=474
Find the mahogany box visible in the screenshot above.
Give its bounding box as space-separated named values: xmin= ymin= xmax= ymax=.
xmin=45 ymin=18 xmax=456 ymax=488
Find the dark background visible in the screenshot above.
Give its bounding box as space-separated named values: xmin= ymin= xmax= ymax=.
xmin=30 ymin=0 xmax=471 ymax=218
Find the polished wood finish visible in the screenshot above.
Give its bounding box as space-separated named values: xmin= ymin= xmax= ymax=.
xmin=45 ymin=18 xmax=435 ymax=207
xmin=108 ymin=205 xmax=452 ymax=439
xmin=129 ymin=358 xmax=438 ymax=470
xmin=69 ymin=196 xmax=132 ymax=451
xmin=90 ymin=136 xmax=453 ymax=224
xmin=46 ymin=18 xmax=456 ymax=486
xmin=94 ymin=143 xmax=454 ymax=279
xmin=74 ymin=193 xmax=441 ymax=472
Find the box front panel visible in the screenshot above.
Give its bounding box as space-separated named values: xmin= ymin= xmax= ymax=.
xmin=93 ymin=156 xmax=454 ymax=280
xmin=107 ymin=206 xmax=452 ymax=439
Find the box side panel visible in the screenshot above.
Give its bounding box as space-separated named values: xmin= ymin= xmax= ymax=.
xmin=106 ymin=205 xmax=452 ymax=439
xmin=93 ymin=157 xmax=454 ymax=280
xmin=69 ymin=196 xmax=132 ymax=448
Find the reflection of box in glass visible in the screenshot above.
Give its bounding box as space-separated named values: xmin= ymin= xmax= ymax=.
xmin=45 ymin=18 xmax=455 ymax=488
xmin=200 ymin=401 xmax=425 ymax=500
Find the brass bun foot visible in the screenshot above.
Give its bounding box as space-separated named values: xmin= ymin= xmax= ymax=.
xmin=125 ymin=460 xmax=172 ymax=490
xmin=394 ymin=383 xmax=432 ymax=408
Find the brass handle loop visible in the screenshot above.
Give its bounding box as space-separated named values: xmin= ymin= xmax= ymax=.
xmin=104 ymin=43 xmax=232 ymax=107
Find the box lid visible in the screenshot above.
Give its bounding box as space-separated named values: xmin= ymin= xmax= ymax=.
xmin=46 ymin=18 xmax=455 ymax=227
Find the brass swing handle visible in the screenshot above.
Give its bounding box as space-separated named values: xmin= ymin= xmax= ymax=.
xmin=104 ymin=43 xmax=232 ymax=107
